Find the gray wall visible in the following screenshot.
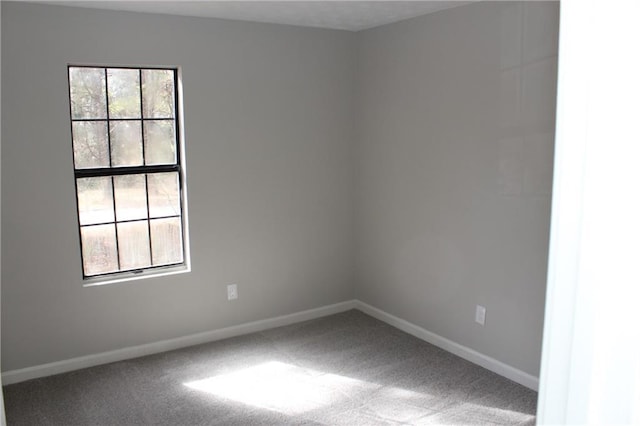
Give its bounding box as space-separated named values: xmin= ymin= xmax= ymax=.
xmin=355 ymin=2 xmax=558 ymax=376
xmin=1 ymin=2 xmax=355 ymax=371
xmin=1 ymin=1 xmax=558 ymax=378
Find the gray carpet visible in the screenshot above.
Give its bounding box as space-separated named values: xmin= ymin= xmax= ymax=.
xmin=3 ymin=310 xmax=537 ymax=425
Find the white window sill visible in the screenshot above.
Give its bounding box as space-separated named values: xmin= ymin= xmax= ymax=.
xmin=82 ymin=264 xmax=190 ymax=287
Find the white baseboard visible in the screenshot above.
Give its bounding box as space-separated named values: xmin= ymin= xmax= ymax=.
xmin=1 ymin=300 xmax=356 ymax=385
xmin=354 ymin=300 xmax=539 ymax=391
xmin=3 ymin=299 xmax=538 ymax=391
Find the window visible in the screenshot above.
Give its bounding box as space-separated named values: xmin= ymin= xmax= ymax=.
xmin=68 ymin=66 xmax=189 ymax=283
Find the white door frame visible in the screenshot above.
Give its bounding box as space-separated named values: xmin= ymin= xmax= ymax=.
xmin=537 ymin=0 xmax=640 ymax=424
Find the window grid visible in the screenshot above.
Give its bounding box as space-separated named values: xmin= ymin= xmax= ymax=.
xmin=68 ymin=65 xmax=186 ymax=279
xmin=103 ymin=70 xmax=121 ymax=271
xmin=138 ymin=68 xmax=154 ymax=266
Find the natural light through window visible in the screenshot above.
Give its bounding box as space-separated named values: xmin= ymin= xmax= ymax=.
xmin=67 ymin=65 xmax=189 ymax=283
xmin=186 ymin=361 xmax=376 ymax=415
xmin=184 ymin=361 xmax=535 ymax=423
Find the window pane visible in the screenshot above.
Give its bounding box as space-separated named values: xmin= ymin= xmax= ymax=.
xmin=69 ymin=67 xmax=107 ymax=119
xmin=144 ymin=120 xmax=176 ymax=165
xmin=72 ymin=121 xmax=110 ymax=169
xmin=150 ymin=217 xmax=183 ymax=265
xmin=148 ymin=172 xmax=180 ymax=218
xmin=142 ymin=69 xmax=175 ymax=118
xmin=117 ymin=221 xmax=151 ymax=270
xmin=107 ymin=68 xmax=141 ymax=119
xmin=77 ymin=177 xmax=114 ymax=225
xmin=81 ymin=224 xmax=118 ymax=276
xmin=114 ymin=174 xmax=147 ymax=221
xmin=110 ymin=121 xmax=143 ymax=166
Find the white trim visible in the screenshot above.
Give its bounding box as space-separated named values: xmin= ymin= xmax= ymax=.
xmin=354 ymin=300 xmax=539 ymax=391
xmin=538 ymin=1 xmax=640 ymax=423
xmin=2 ymin=299 xmax=538 ymax=391
xmin=1 ymin=300 xmax=356 ymax=385
xmin=83 ymin=264 xmax=190 ymax=287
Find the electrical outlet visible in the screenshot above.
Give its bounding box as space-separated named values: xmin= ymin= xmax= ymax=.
xmin=227 ymin=284 xmax=238 ymax=301
xmin=475 ymin=305 xmax=486 ymax=326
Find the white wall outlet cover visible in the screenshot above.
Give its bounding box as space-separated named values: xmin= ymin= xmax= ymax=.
xmin=475 ymin=305 xmax=486 ymax=325
xmin=227 ymin=284 xmax=238 ymax=300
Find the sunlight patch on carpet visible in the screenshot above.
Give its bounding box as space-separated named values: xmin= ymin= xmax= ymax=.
xmin=185 ymin=361 xmax=379 ymax=415
xmin=185 ymin=360 xmax=535 ymax=423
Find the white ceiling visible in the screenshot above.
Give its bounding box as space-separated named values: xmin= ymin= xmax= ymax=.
xmin=41 ymin=1 xmax=474 ymax=32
